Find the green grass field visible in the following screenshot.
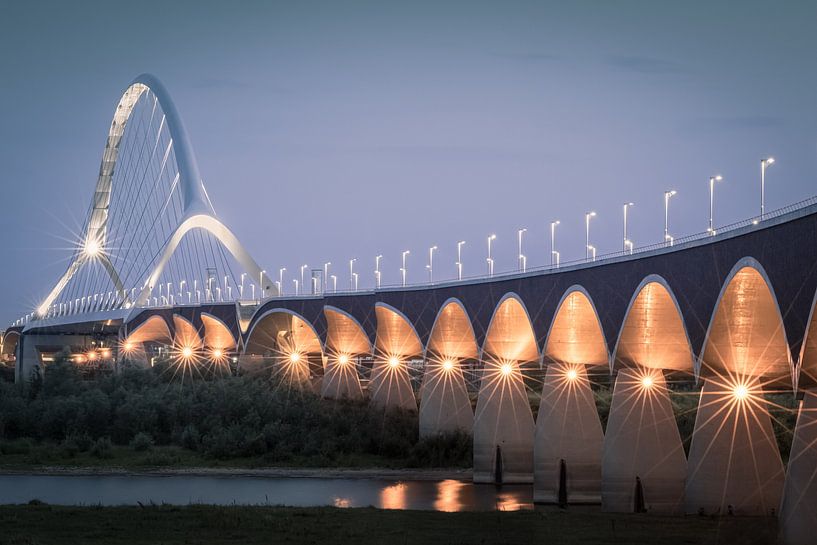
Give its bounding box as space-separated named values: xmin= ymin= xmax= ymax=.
xmin=0 ymin=504 xmax=779 ymax=545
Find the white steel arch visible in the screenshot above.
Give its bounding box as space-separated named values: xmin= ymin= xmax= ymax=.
xmin=37 ymin=74 xmax=270 ymax=315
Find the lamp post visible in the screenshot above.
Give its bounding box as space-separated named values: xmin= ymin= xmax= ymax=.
xmin=349 ymin=258 xmax=356 ymax=291
xmin=239 ymin=274 xmax=245 ymax=299
xmin=623 ymin=202 xmax=634 ymax=253
xmin=585 ymin=212 xmax=596 ymax=260
xmin=664 ymin=190 xmax=677 ymax=246
xmin=330 ymin=274 xmax=337 ymax=293
xmin=260 ymin=271 xmax=266 ymax=298
xmin=401 ymin=250 xmax=410 ymax=287
xmin=293 ymin=279 xmax=298 ymax=294
xmin=761 ymin=157 xmax=775 ymax=220
xmin=428 ymin=245 xmax=437 ymax=283
xmin=517 ymin=228 xmax=527 ymax=272
xmin=708 ymin=175 xmax=723 ymax=234
xmin=550 ymin=220 xmax=560 ymax=267
xmin=487 ymin=234 xmax=496 ymax=277
xmin=324 ymin=262 xmax=331 ymax=292
xmin=278 ymin=268 xmax=286 ymax=295
xmin=375 ymin=254 xmax=383 ymax=289
xmin=456 ymin=240 xmax=465 ymax=280
xmin=300 ymin=265 xmax=307 ymax=295
xmin=353 ymin=272 xmax=359 ymax=291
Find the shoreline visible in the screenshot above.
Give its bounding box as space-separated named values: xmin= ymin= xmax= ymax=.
xmin=0 ymin=466 xmax=473 ymax=481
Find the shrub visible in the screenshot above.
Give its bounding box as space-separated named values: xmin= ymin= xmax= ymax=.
xmin=90 ymin=437 xmax=113 ymax=459
xmin=130 ymin=432 xmax=154 ymax=452
xmin=180 ymin=425 xmax=200 ymax=451
xmin=0 ymin=438 xmax=33 ymax=455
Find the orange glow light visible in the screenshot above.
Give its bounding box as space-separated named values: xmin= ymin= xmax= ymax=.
xmin=442 ymin=359 xmax=455 ymax=372
xmin=212 ymin=348 xmax=224 ymax=360
xmin=388 ymin=356 xmax=401 ymax=368
xmin=181 ymin=346 xmax=194 ymax=359
xmin=733 ymin=384 xmax=750 ymax=400
xmin=566 ymin=368 xmax=578 ymax=381
xmin=289 ymin=352 xmax=301 ymax=364
xmin=338 ymin=354 xmax=350 ymax=365
xmin=500 ymin=363 xmax=513 ymax=376
xmin=641 ymin=375 xmax=654 ymax=389
xmin=86 ymin=351 xmax=97 ymax=361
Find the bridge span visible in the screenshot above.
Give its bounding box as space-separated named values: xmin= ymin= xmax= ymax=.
xmin=3 ymin=74 xmax=817 ymax=544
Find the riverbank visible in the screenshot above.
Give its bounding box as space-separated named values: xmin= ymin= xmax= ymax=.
xmin=0 ymin=504 xmax=778 ymax=545
xmin=0 ymin=465 xmax=471 ymax=480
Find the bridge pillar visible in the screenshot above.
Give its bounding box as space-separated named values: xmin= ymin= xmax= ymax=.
xmin=779 ymin=388 xmax=817 ymax=545
xmin=602 ymin=368 xmax=686 ymax=513
xmin=685 ymin=377 xmax=784 ymax=515
xmin=321 ymin=355 xmax=364 ymax=400
xmin=534 ymin=363 xmax=603 ymax=503
xmin=368 ymin=357 xmax=417 ymax=411
xmin=418 ymin=357 xmax=473 ymax=438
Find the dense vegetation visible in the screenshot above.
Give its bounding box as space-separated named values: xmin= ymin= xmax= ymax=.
xmin=0 ymin=361 xmax=471 ymax=468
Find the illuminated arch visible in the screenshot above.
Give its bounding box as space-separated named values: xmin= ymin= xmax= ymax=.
xmin=535 ymin=286 xmax=605 ymax=503
xmin=419 ymin=298 xmax=476 ymax=437
xmin=369 ymin=303 xmax=421 ymax=410
xmin=795 ymin=286 xmax=817 ymax=389
xmin=542 ymin=285 xmax=608 ymax=366
xmin=685 ymin=257 xmax=788 ymax=516
xmin=200 ymin=313 xmax=236 ymax=350
xmin=697 ymin=257 xmax=791 ymax=381
xmin=1 ymin=330 xmax=20 ymax=358
xmin=321 ymin=306 xmax=371 ymax=400
xmin=244 ymin=308 xmax=324 ymax=388
xmin=173 ymin=314 xmax=203 ymax=349
xmin=126 ymin=315 xmax=172 ymax=345
xmin=602 ymin=276 xmax=689 ymax=513
xmin=474 ymin=293 xmax=537 ymax=483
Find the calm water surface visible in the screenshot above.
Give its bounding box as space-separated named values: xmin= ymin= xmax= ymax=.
xmin=0 ymin=475 xmax=532 ymax=511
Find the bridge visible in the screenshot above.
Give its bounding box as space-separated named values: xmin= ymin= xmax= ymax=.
xmin=2 ymin=74 xmax=816 ymax=544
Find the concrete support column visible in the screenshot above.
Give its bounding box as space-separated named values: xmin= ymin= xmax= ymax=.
xmin=321 ymin=356 xmax=364 ymax=400
xmin=779 ymin=388 xmax=817 ymax=545
xmin=369 ymin=358 xmax=417 ymax=411
xmin=473 ymin=361 xmax=534 ymax=483
xmin=602 ymin=368 xmax=686 ymax=513
xmin=685 ymin=377 xmax=784 ymax=515
xmin=419 ymin=358 xmax=473 ymax=438
xmin=534 ymin=363 xmax=603 ymax=503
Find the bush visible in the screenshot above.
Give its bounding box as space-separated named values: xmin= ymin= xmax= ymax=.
xmin=130 ymin=432 xmax=154 ymax=452
xmin=180 ymin=425 xmax=200 ymax=451
xmin=0 ymin=438 xmax=33 ymax=455
xmin=90 ymin=437 xmax=113 ymax=459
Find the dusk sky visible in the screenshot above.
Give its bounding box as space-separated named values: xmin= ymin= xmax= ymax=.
xmin=1 ymin=0 xmax=816 ymax=324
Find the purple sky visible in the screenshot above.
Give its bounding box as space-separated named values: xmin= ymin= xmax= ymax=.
xmin=1 ymin=1 xmax=816 ymax=324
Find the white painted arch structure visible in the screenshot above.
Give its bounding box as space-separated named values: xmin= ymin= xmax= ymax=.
xmin=36 ymin=74 xmax=274 ymax=319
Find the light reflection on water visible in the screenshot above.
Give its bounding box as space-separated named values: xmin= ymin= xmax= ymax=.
xmin=0 ymin=475 xmax=532 ymax=511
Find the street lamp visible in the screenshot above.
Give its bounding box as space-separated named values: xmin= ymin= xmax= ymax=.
xmin=487 ymin=234 xmax=496 ymax=277
xmin=761 ymin=157 xmax=775 ymax=220
xmin=375 ymin=254 xmax=383 ymax=289
xmin=239 ymin=274 xmax=245 ymax=299
xmin=401 ymin=250 xmax=410 ymax=287
xmin=550 ymin=220 xmax=560 ymax=267
xmin=708 ymin=175 xmax=723 ymax=234
xmin=585 ymin=212 xmax=596 ymax=260
xmin=292 ymin=279 xmax=298 ymax=294
xmin=349 ymin=258 xmax=356 ymax=291
xmin=589 ymin=245 xmax=597 ymax=261
xmin=259 ymin=271 xmax=266 ymax=298
xmin=664 ymin=190 xmax=677 ymax=246
xmin=623 ymin=203 xmax=634 ymax=253
xmin=330 ymin=274 xmax=337 ymax=293
xmin=278 ymin=268 xmax=286 ymax=295
xmin=517 ymin=228 xmax=527 ymax=272
xmin=324 ymin=262 xmax=331 ymax=292
xmin=428 ymin=245 xmax=437 ymax=283
xmin=456 ymin=240 xmax=465 ymax=280
xmin=300 ymin=264 xmax=308 ymax=295
xmin=353 ymin=272 xmax=359 ymax=291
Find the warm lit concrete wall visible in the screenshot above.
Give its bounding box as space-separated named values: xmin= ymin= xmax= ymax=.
xmin=602 ymin=369 xmax=686 ymax=513
xmin=473 ymin=295 xmax=536 ymax=484
xmin=370 ymin=305 xmax=421 ymax=410
xmin=321 ymin=308 xmax=369 ymax=400
xmin=685 ymin=378 xmax=784 ymax=515
xmin=419 ymin=300 xmax=476 ymax=437
xmin=779 ymin=389 xmax=817 ymax=545
xmin=534 ymin=363 xmax=603 ymax=503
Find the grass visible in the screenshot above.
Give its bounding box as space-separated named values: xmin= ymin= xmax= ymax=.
xmin=0 ymin=504 xmax=779 ymax=545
